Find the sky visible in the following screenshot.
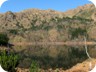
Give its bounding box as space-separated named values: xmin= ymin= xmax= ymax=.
xmin=0 ymin=0 xmax=92 ymax=13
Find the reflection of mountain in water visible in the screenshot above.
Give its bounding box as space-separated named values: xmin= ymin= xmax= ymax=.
xmin=0 ymin=3 xmax=96 ymax=71
xmin=13 ymin=45 xmax=94 ymax=69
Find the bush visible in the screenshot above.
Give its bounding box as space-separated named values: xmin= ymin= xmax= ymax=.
xmin=0 ymin=51 xmax=19 ymax=72
xmin=9 ymin=29 xmax=18 ymax=35
xmin=0 ymin=33 xmax=9 ymax=46
xmin=70 ymin=28 xmax=87 ymax=39
xmin=30 ymin=60 xmax=40 ymax=72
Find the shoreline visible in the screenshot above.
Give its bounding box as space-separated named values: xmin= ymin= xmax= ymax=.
xmin=12 ymin=41 xmax=96 ymax=46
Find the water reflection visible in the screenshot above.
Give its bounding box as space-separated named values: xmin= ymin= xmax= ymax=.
xmin=11 ymin=45 xmax=96 ymax=69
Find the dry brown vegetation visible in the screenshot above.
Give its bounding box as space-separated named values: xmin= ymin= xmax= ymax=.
xmin=0 ymin=4 xmax=96 ymax=43
xmin=0 ymin=3 xmax=96 ymax=72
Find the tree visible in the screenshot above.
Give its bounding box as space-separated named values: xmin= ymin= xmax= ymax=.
xmin=0 ymin=33 xmax=9 ymax=46
xmin=0 ymin=51 xmax=19 ymax=72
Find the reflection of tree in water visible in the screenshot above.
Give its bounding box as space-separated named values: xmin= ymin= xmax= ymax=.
xmin=88 ymin=46 xmax=96 ymax=58
xmin=15 ymin=45 xmax=88 ymax=70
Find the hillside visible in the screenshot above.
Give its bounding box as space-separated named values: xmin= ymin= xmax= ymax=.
xmin=64 ymin=4 xmax=95 ymax=19
xmin=0 ymin=3 xmax=96 ymax=72
xmin=0 ymin=4 xmax=96 ymax=44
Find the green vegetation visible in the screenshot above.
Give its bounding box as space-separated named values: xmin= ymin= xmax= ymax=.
xmin=72 ymin=16 xmax=93 ymax=23
xmin=1 ymin=15 xmax=93 ymax=42
xmin=9 ymin=29 xmax=18 ymax=35
xmin=0 ymin=51 xmax=19 ymax=72
xmin=30 ymin=60 xmax=40 ymax=72
xmin=0 ymin=33 xmax=9 ymax=46
xmin=69 ymin=27 xmax=87 ymax=39
xmin=76 ymin=9 xmax=95 ymax=19
xmin=0 ymin=7 xmax=95 ymax=71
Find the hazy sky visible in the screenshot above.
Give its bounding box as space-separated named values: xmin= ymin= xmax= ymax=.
xmin=0 ymin=0 xmax=92 ymax=13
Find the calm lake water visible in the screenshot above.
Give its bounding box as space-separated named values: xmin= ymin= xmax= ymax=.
xmin=13 ymin=45 xmax=96 ymax=69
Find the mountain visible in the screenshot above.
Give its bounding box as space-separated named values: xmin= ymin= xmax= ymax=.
xmin=0 ymin=3 xmax=96 ymax=72
xmin=64 ymin=4 xmax=95 ymax=18
xmin=0 ymin=4 xmax=96 ymax=43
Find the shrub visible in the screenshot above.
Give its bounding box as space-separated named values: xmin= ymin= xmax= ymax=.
xmin=0 ymin=51 xmax=19 ymax=72
xmin=9 ymin=29 xmax=18 ymax=35
xmin=70 ymin=28 xmax=87 ymax=39
xmin=0 ymin=33 xmax=9 ymax=46
xmin=30 ymin=60 xmax=40 ymax=72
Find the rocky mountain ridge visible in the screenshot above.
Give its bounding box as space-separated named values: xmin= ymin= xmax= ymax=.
xmin=0 ymin=4 xmax=96 ymax=43
xmin=0 ymin=4 xmax=95 ymax=30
